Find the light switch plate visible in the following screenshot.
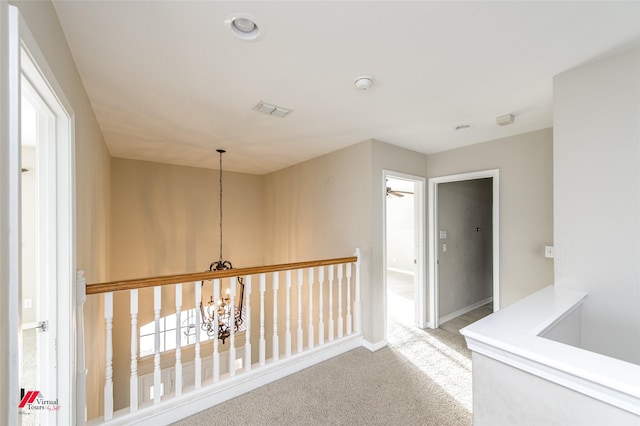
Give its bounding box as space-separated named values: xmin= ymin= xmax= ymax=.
xmin=545 ymin=246 xmax=554 ymax=258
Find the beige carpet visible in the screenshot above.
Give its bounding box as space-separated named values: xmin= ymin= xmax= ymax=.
xmin=175 ymin=272 xmax=491 ymax=426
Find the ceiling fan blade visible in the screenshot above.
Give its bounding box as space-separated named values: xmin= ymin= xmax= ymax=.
xmin=386 ymin=186 xmax=414 ymax=197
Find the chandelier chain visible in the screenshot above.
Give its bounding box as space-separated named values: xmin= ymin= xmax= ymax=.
xmin=218 ymin=149 xmax=224 ymax=263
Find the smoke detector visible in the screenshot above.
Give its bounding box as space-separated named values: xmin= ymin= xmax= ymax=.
xmin=354 ymin=76 xmax=373 ymax=90
xmin=496 ymin=113 xmax=515 ymax=126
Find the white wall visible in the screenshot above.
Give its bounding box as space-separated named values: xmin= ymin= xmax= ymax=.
xmin=553 ymin=47 xmax=640 ymax=364
xmin=21 ymin=147 xmax=36 ymax=325
xmin=472 ymin=353 xmax=638 ymax=426
xmin=385 ymin=178 xmax=415 ymax=273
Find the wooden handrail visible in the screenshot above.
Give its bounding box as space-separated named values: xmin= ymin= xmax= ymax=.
xmin=86 ymin=256 xmax=358 ymax=295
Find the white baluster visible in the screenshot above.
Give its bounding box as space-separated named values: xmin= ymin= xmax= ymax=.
xmin=337 ymin=264 xmax=344 ymax=338
xmin=297 ymin=269 xmax=304 ymax=353
xmin=308 ymin=268 xmax=315 ymax=349
xmin=229 ymin=277 xmax=237 ymax=377
xmin=354 ymin=248 xmax=362 ymax=333
xmin=130 ymin=289 xmax=139 ymax=411
xmin=259 ymin=274 xmax=266 ymax=366
xmin=76 ymin=270 xmax=87 ymax=425
xmin=272 ymin=272 xmax=279 ymax=361
xmin=244 ymin=276 xmax=252 ymax=371
xmin=346 ymin=263 xmax=352 ymax=335
xmin=285 ymin=270 xmax=292 ymax=357
xmin=104 ymin=292 xmax=113 ymax=420
xmin=213 ymin=279 xmax=220 ymax=383
xmin=318 ymin=267 xmax=325 ymax=346
xmin=195 ymin=282 xmax=202 ymax=389
xmin=174 ymin=285 xmax=182 ymax=396
xmin=153 ymin=287 xmax=161 ymax=404
xmin=328 ymin=265 xmax=334 ymax=342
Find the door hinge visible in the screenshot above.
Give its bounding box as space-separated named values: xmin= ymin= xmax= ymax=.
xmin=36 ymin=320 xmax=48 ymax=332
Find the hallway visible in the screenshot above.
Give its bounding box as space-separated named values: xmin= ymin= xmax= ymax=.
xmin=387 ymin=270 xmax=492 ymax=414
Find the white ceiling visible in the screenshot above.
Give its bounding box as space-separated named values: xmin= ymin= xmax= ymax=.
xmin=52 ymin=1 xmax=640 ymax=175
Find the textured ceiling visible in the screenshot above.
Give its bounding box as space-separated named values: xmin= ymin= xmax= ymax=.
xmin=53 ymin=1 xmax=640 ymax=174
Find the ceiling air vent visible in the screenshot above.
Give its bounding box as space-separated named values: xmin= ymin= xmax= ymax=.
xmin=253 ymin=101 xmax=292 ymax=118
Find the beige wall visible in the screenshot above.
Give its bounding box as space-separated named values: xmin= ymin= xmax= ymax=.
xmin=264 ymin=139 xmax=431 ymax=346
xmin=13 ymin=0 xmax=111 ymax=420
xmin=111 ymin=158 xmax=264 ymax=280
xmin=427 ymin=128 xmax=554 ymax=309
xmin=109 ymin=158 xmax=263 ymax=409
xmin=263 ymin=141 xmax=374 ymax=340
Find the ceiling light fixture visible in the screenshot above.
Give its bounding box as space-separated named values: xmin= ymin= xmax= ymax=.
xmin=455 ymin=124 xmax=472 ymax=132
xmin=253 ymin=101 xmax=292 ymax=118
xmin=354 ymin=75 xmax=373 ymax=90
xmin=201 ymin=149 xmax=246 ymax=344
xmin=225 ymin=13 xmax=262 ymax=41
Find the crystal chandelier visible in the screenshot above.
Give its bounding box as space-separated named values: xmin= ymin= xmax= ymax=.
xmin=200 ymin=149 xmax=245 ymax=344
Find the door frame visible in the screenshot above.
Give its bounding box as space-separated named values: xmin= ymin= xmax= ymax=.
xmin=2 ymin=5 xmax=76 ymax=424
xmin=428 ymin=169 xmax=499 ymax=329
xmin=383 ymin=170 xmax=427 ymax=334
xmin=1 ymin=3 xmax=23 ymax=422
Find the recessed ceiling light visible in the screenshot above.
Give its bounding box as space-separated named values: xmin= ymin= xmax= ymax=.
xmin=455 ymin=124 xmax=472 ymax=132
xmin=225 ymin=13 xmax=263 ymax=41
xmin=232 ymin=18 xmax=256 ymax=34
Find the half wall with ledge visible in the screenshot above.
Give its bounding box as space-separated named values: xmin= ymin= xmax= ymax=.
xmin=461 ymin=285 xmax=640 ymax=425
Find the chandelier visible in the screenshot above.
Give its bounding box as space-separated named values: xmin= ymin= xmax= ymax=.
xmin=200 ymin=149 xmax=245 ymax=344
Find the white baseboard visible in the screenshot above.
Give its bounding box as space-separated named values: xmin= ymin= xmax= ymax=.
xmin=91 ymin=334 xmax=364 ymax=426
xmin=439 ymin=297 xmax=493 ymax=325
xmin=362 ymin=339 xmax=387 ymax=352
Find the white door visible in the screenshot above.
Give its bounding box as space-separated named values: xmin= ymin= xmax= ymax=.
xmin=2 ymin=5 xmax=75 ymax=424
xmin=20 ymin=73 xmax=59 ymax=424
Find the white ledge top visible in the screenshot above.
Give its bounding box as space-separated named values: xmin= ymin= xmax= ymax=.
xmin=460 ymin=285 xmax=640 ymax=415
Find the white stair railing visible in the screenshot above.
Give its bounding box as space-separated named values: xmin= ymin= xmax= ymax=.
xmin=80 ymin=250 xmax=362 ymax=425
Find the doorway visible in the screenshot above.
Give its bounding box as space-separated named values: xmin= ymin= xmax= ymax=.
xmin=384 ymin=171 xmax=426 ymax=343
xmin=428 ymin=170 xmax=499 ymax=329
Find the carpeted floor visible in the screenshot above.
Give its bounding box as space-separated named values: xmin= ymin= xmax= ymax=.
xmin=175 ymin=272 xmax=492 ymax=426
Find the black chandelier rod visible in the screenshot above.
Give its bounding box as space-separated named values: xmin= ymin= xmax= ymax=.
xmin=210 ymin=149 xmax=232 ymax=271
